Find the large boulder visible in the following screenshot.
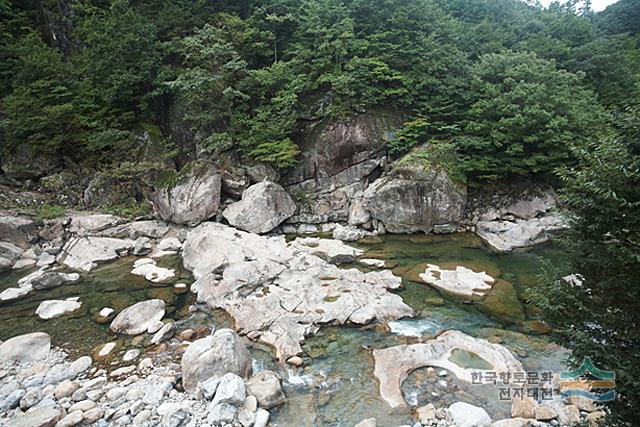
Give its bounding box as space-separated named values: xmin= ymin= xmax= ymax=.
xmin=0 ymin=332 xmax=51 ymax=362
xmin=153 ymin=161 xmax=222 ymax=225
xmin=476 ymin=215 xmax=565 ymax=252
xmin=362 ymin=166 xmax=466 ymax=233
xmin=419 ymin=264 xmax=495 ymax=301
xmin=109 ymin=299 xmax=165 ymax=335
xmin=57 ymin=236 xmax=134 ymax=271
xmin=0 ymin=215 xmax=37 ymax=249
xmin=181 ymin=329 xmax=252 ymax=392
xmin=222 ymin=181 xmax=296 ymax=234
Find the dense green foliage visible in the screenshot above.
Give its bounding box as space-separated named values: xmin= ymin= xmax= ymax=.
xmin=532 ymin=126 xmax=640 ymax=424
xmin=1 ymin=0 xmax=638 ymax=174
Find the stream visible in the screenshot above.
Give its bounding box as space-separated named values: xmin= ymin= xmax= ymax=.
xmin=0 ymin=232 xmax=569 ymax=426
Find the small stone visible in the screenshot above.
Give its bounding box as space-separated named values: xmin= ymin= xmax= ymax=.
xmin=208 ymin=402 xmax=237 ymax=425
xmin=287 ymin=356 xmax=303 ymax=366
xmin=68 ymin=399 xmax=96 ymax=413
xmin=200 ymin=377 xmax=221 ymax=400
xmin=254 ymin=408 xmax=270 ymax=427
xmin=98 ymin=342 xmax=116 ymax=357
xmin=143 ymin=382 xmax=171 ymax=405
xmin=178 ymin=329 xmax=195 ymax=340
xmin=86 ymin=389 xmax=102 ymax=401
xmin=151 ymin=322 xmax=175 ymax=345
xmin=70 ymin=388 xmax=86 ymax=402
xmin=138 ymin=358 xmax=154 ymax=370
xmin=54 ymin=380 xmax=78 ymax=399
xmin=109 ymin=366 xmax=136 ymax=377
xmin=123 ymin=349 xmax=140 ymax=362
xmin=133 ymin=409 xmax=151 ymax=425
xmin=238 ymin=408 xmax=256 ymax=427
xmin=246 ymin=370 xmax=286 ymax=409
xmin=70 ymin=356 xmax=92 ymax=374
xmin=212 ymin=373 xmax=246 ymax=407
xmin=55 ymin=410 xmax=84 ymax=427
xmin=82 ymin=407 xmax=105 ymax=424
xmin=106 ymin=387 xmax=127 ymax=401
xmin=243 ymin=395 xmax=258 ymax=412
xmin=586 ymin=411 xmax=605 ymax=427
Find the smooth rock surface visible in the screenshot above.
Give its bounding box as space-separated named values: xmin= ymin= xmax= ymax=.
xmin=0 ymin=332 xmax=51 ymax=362
xmin=222 ymin=181 xmax=296 ymax=234
xmin=35 ymin=298 xmax=82 ymax=320
xmin=109 ymin=299 xmax=165 ymax=335
xmin=419 ymin=264 xmax=495 ymax=301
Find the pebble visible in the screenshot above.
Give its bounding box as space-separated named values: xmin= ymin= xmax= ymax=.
xmin=54 ymin=380 xmax=78 ymax=399
xmin=254 ymin=408 xmax=270 ymax=427
xmin=122 ymin=349 xmax=140 ymax=362
xmin=98 ymin=342 xmax=116 ymax=357
xmin=82 ymin=407 xmax=105 ymax=424
xmin=109 ymin=366 xmax=136 ymax=377
xmin=55 ymin=410 xmax=84 ymax=427
xmin=68 ymin=399 xmax=96 ymax=412
xmin=70 ymin=356 xmax=92 ymax=374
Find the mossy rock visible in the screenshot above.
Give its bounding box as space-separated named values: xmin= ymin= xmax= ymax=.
xmin=479 ymin=279 xmax=526 ymax=324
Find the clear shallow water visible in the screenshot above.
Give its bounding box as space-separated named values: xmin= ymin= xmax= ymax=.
xmin=0 ymin=233 xmax=569 ymax=426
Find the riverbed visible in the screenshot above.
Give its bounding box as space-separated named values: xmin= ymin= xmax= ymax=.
xmin=0 ymin=232 xmax=569 ymax=426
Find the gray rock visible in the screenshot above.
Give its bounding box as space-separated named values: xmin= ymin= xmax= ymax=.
xmin=0 ymin=332 xmax=50 ymax=362
xmin=208 ymin=402 xmax=237 ymax=425
xmin=11 ymin=405 xmax=63 ymax=427
xmin=200 ymin=377 xmax=221 ymax=400
xmin=82 ymin=407 xmax=105 ymax=424
xmin=222 ymin=181 xmax=296 ymax=234
xmin=109 ymin=299 xmax=165 ymax=335
xmin=0 ymin=241 xmax=23 ymax=264
xmin=31 ymin=272 xmax=81 ymax=290
xmin=53 ymin=380 xmax=78 ymax=399
xmin=355 ymin=418 xmax=377 ymax=427
xmin=362 ymin=166 xmax=466 ymax=234
xmin=331 ymin=224 xmax=369 ymax=242
xmin=181 ymin=329 xmax=252 ymax=392
xmin=150 ymin=322 xmax=175 ymax=345
xmin=70 ymin=356 xmax=92 ymax=374
xmin=0 ymin=216 xmax=37 ymax=248
xmin=142 ymin=381 xmax=171 ymax=405
xmin=36 ymin=298 xmax=82 ymax=320
xmin=133 ymin=237 xmax=153 ymax=256
xmin=20 ymin=388 xmax=43 ymax=410
xmin=153 ymin=161 xmax=221 ymax=225
xmin=254 ymin=408 xmax=270 ymax=427
xmin=55 ymin=411 xmax=84 ymax=427
xmin=238 ymin=407 xmax=256 ymax=427
xmin=57 ymin=236 xmax=133 ymax=271
xmin=476 ymin=215 xmax=564 ymax=252
xmin=211 ymin=373 xmax=246 ymax=406
xmin=246 ymin=370 xmax=286 ymax=409
xmin=44 ymin=366 xmax=76 ymax=385
xmin=1 ymin=388 xmax=25 ymax=411
xmin=448 ymin=401 xmax=491 ymax=427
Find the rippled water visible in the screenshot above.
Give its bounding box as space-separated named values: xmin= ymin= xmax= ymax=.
xmin=0 ymin=232 xmax=569 ymax=426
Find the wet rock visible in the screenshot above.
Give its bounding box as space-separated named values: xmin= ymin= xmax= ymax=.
xmin=479 ymin=279 xmax=526 ymax=323
xmin=183 ymin=222 xmax=412 ymax=362
xmin=151 ymin=322 xmax=175 ymax=345
xmin=130 ymin=258 xmax=175 ymax=283
xmin=0 ymin=332 xmax=50 ymax=362
xmin=57 ymin=237 xmax=134 ymax=271
xmin=36 ymin=298 xmax=82 ymax=320
xmin=419 ymin=264 xmax=495 ymax=301
xmin=0 ymin=241 xmax=23 ymax=267
xmin=373 ymin=330 xmax=523 ymax=408
xmin=0 ymin=284 xmax=33 ymax=301
xmin=359 ymin=258 xmax=385 ymax=268
xmin=246 ymin=370 xmax=286 ymax=409
xmin=31 ymin=272 xmax=80 ymax=290
xmin=110 ymin=299 xmax=165 ymax=335
xmin=476 ymin=215 xmax=564 ymax=252
xmin=222 ymin=181 xmax=296 ymax=234
xmin=181 ymin=329 xmax=252 ymax=392
xmin=153 ymin=161 xmax=221 ymax=225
